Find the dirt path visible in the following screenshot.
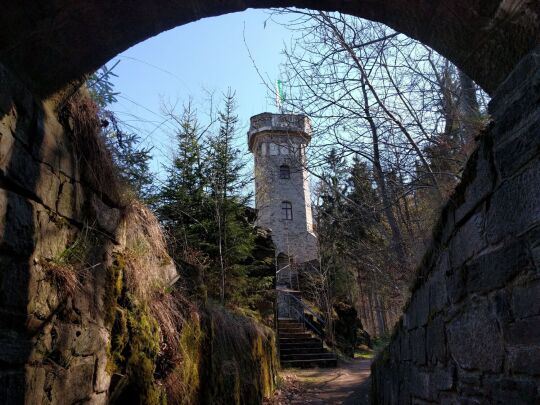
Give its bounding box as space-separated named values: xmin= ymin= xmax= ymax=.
xmin=267 ymin=359 xmax=371 ymax=404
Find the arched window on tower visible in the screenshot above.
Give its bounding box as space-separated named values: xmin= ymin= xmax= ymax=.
xmin=279 ymin=164 xmax=291 ymax=179
xmin=282 ymin=201 xmax=293 ymax=220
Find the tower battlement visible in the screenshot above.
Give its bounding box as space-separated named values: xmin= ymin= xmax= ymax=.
xmin=248 ymin=113 xmax=311 ymax=152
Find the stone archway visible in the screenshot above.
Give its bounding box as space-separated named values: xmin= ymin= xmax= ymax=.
xmin=0 ymin=1 xmax=539 ymax=404
xmin=0 ymin=1 xmax=538 ymax=96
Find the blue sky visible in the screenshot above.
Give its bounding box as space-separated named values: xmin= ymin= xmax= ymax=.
xmin=107 ymin=9 xmax=293 ymax=177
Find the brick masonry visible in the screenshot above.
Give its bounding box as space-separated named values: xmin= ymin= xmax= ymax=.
xmin=371 ymin=46 xmax=540 ymax=404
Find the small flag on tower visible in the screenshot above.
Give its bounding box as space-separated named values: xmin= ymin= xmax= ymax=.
xmin=275 ymin=79 xmax=284 ymax=112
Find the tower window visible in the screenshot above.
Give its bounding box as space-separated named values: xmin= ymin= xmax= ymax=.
xmin=282 ymin=201 xmax=293 ymax=220
xmin=279 ymin=165 xmax=291 ymax=179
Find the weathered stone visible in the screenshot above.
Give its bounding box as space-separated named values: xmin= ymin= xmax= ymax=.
xmin=24 ymin=365 xmax=47 ymax=404
xmin=0 ymin=257 xmax=30 ymax=312
xmin=400 ymin=332 xmax=411 ymax=361
xmin=408 ymin=285 xmax=430 ymax=329
xmin=494 ymin=113 xmax=540 ymax=181
xmin=38 ymin=102 xmax=77 ymax=179
xmin=87 ymin=391 xmax=108 ymax=404
xmin=504 ymin=316 xmax=540 ymax=345
xmin=454 ymin=144 xmax=495 ymax=225
xmin=512 ymin=279 xmax=540 ymax=319
xmin=446 ymin=265 xmax=466 ymax=305
xmin=447 ymin=300 xmax=504 ymax=372
xmin=426 ymin=316 xmax=446 ymax=365
xmin=411 ymin=327 xmax=426 ymax=365
xmin=490 ymin=48 xmax=540 ymax=122
xmin=486 ymin=162 xmax=540 ymax=245
xmin=0 ymin=329 xmax=32 ymax=364
xmin=34 ymin=208 xmax=74 ymax=260
xmin=0 ymin=190 xmax=35 ymax=255
xmin=508 ymin=346 xmax=540 ymax=376
xmin=48 ymin=357 xmax=96 ymax=404
xmin=94 ymin=347 xmax=111 ymax=393
xmin=526 ymin=225 xmax=540 ymax=271
xmin=450 ymin=210 xmax=487 ymax=269
xmin=409 ymin=367 xmax=431 ymax=400
xmin=483 ymin=376 xmax=539 ymax=405
xmin=466 ymin=239 xmax=533 ymax=295
xmin=429 ymin=266 xmax=448 ymax=315
xmin=90 ymin=193 xmax=121 ymax=236
xmin=493 ymin=289 xmax=513 ymax=326
xmin=429 ymin=366 xmax=455 ymax=398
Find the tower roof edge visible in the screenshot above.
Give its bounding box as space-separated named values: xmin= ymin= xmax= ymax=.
xmin=247 ymin=112 xmax=312 ymax=152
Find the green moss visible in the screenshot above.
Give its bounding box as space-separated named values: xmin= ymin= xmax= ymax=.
xmin=105 ymin=253 xmax=165 ymax=405
xmin=105 ymin=252 xmax=125 ymax=326
xmin=200 ymin=307 xmax=278 ymax=404
xmin=107 ymin=307 xmax=128 ymax=374
xmin=167 ymin=315 xmax=203 ymax=403
xmin=125 ymin=294 xmax=163 ymax=404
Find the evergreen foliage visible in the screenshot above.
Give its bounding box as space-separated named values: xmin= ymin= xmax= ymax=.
xmin=155 ymin=93 xmax=274 ymax=315
xmin=86 ymin=63 xmax=154 ymax=200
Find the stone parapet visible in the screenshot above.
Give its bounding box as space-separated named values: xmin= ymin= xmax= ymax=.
xmin=248 ymin=113 xmax=311 ymax=152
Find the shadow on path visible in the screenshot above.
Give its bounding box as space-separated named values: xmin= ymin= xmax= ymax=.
xmin=270 ymin=359 xmax=371 ymax=405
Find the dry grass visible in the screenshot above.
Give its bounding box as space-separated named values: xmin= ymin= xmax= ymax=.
xmin=121 ymin=200 xmax=172 ymax=300
xmin=41 ymin=223 xmax=98 ymax=298
xmin=43 ymin=261 xmax=83 ymax=298
xmin=162 ymin=310 xmax=203 ymax=404
xmin=63 ymin=91 xmax=125 ymax=205
xmin=150 ymin=288 xmax=194 ymax=365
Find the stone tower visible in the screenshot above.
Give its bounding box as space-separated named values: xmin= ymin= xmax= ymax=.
xmin=248 ymin=113 xmax=318 ymax=288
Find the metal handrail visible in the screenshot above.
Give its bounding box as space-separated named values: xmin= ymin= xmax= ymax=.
xmin=283 ymin=291 xmax=326 ymax=326
xmin=281 ymin=291 xmax=327 ymax=339
xmin=289 ymin=304 xmax=324 ymax=338
xmin=275 ymin=263 xmax=290 ymax=274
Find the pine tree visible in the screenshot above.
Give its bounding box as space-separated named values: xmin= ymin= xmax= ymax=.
xmin=157 ymin=105 xmax=209 ymax=254
xmin=206 ymin=91 xmax=254 ymax=304
xmin=86 ymin=63 xmax=154 ymax=200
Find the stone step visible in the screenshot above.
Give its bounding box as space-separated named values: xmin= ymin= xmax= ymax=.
xmin=278 ymin=323 xmax=304 ymax=329
xmin=280 ymin=357 xmax=338 ymax=368
xmin=279 ymin=338 xmax=322 ymax=346
xmin=280 ymin=346 xmax=327 ymax=355
xmin=278 ymin=324 xmax=304 ymax=330
xmin=277 ymin=319 xmax=336 ymax=369
xmin=278 ymin=318 xmax=303 ymax=324
xmin=279 ymin=342 xmax=324 ymax=350
xmin=280 ymin=352 xmax=336 ymax=361
xmin=278 ymin=328 xmax=305 ymax=334
xmin=278 ymin=332 xmax=312 ymax=339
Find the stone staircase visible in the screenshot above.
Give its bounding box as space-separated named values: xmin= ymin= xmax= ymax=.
xmin=278 ymin=318 xmax=337 ymax=368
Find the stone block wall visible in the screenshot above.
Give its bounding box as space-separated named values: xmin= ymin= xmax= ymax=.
xmin=371 ymin=47 xmax=540 ymax=404
xmin=0 ymin=64 xmax=178 ymax=404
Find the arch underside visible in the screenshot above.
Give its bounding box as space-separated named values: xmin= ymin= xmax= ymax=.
xmin=0 ymin=0 xmax=538 ymax=97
